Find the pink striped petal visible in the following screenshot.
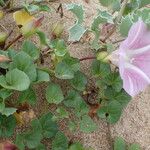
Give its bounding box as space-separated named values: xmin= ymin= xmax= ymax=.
xmin=120 ymin=20 xmax=150 ymax=50
xmin=132 ymin=50 xmax=150 ymax=79
xmin=120 ymin=64 xmax=150 ymax=96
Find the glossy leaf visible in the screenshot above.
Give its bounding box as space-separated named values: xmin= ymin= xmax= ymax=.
xmin=35 ymin=69 xmax=50 ymax=83
xmin=105 ymin=87 xmax=131 ymax=108
xmin=39 ymin=112 xmax=58 ymax=138
xmin=104 ymin=72 xmax=123 ymax=92
xmin=97 ymin=101 xmax=122 ymax=123
xmin=91 ymin=60 xmax=111 ymax=77
xmin=80 ymin=115 xmax=97 ymax=133
xmin=64 ymin=90 xmax=89 ymax=117
xmin=55 ymin=61 xmax=74 ymax=79
xmin=18 ymin=87 xmax=36 ymax=105
xmin=52 ymin=131 xmax=68 ymax=150
xmin=128 ymin=144 xmax=141 ymax=150
xmin=66 ymin=4 xmax=84 ymax=24
xmin=114 ymin=137 xmax=126 ymax=150
xmin=9 ymin=51 xmax=37 ymax=82
xmin=46 ymin=83 xmax=64 ymax=104
xmin=69 ymin=24 xmax=86 ymax=41
xmin=0 ymin=69 xmax=30 ymax=91
xmin=119 ymin=15 xmax=133 ymax=37
xmin=22 ymin=40 xmax=40 ymax=60
xmin=0 ymin=115 xmax=16 ymax=137
xmin=51 ymin=39 xmax=67 ymax=57
xmin=70 ymin=71 xmax=87 ymax=91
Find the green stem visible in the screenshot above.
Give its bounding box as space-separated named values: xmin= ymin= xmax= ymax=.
xmin=5 ymin=0 xmax=58 ymax=13
xmin=102 ymin=0 xmax=128 ymax=42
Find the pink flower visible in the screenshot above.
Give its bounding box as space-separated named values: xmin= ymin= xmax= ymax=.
xmin=117 ymin=19 xmax=150 ymax=97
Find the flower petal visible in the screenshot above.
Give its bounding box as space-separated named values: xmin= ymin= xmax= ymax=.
xmin=132 ymin=49 xmax=150 ymax=79
xmin=120 ymin=62 xmax=150 ymax=96
xmin=13 ymin=10 xmax=34 ymax=26
xmin=120 ymin=20 xmax=150 ymax=50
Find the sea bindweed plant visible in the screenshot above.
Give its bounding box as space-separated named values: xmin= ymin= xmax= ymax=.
xmin=111 ymin=19 xmax=150 ymax=96
xmin=0 ymin=0 xmax=149 ymax=149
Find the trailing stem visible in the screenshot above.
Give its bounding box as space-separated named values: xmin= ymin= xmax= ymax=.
xmin=102 ymin=0 xmax=129 ymax=42
xmin=4 ymin=34 xmax=23 ymax=50
xmin=79 ymin=56 xmax=96 ymax=62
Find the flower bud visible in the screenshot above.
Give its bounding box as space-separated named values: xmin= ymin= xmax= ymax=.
xmin=0 ymin=32 xmax=7 ymax=49
xmin=0 ymin=10 xmax=4 ymax=20
xmin=52 ymin=22 xmax=64 ymax=38
xmin=0 ymin=32 xmax=7 ymax=43
xmin=97 ymin=51 xmax=109 ymax=63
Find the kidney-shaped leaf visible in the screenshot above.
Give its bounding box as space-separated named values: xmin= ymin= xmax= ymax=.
xmin=39 ymin=112 xmax=58 ymax=138
xmin=52 ymin=131 xmax=68 ymax=150
xmin=0 ymin=69 xmax=30 ymax=91
xmin=46 ymin=83 xmax=64 ymax=104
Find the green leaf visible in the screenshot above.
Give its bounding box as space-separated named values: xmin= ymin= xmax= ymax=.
xmin=0 ymin=114 xmax=16 ymax=137
xmin=119 ymin=15 xmax=133 ymax=37
xmin=68 ymin=121 xmax=77 ymax=132
xmin=39 ymin=112 xmax=58 ymax=138
xmin=105 ymin=87 xmax=131 ymax=108
xmin=51 ymin=39 xmax=67 ymax=57
xmin=0 ymin=50 xmax=10 ymax=69
xmin=0 ymin=101 xmax=5 ymax=112
xmin=70 ymin=71 xmax=87 ymax=91
xmin=36 ymin=30 xmax=49 ymax=45
xmin=69 ymin=142 xmax=85 ymax=150
xmin=91 ymin=10 xmax=113 ymax=50
xmin=64 ymin=90 xmax=89 ymax=117
xmin=18 ymin=87 xmax=36 ymax=105
xmin=24 ymin=130 xmax=42 ymax=149
xmin=31 ymin=119 xmax=42 ymax=132
xmin=36 ymin=143 xmax=46 ymax=150
xmin=80 ymin=115 xmax=97 ymax=133
xmin=139 ymin=0 xmax=150 ymax=7
xmin=24 ymin=4 xmax=39 ymax=12
xmin=15 ymin=134 xmax=25 ymax=150
xmin=63 ymin=56 xmax=80 ymax=72
xmin=0 ymin=69 xmax=30 ymax=91
xmin=22 ymin=40 xmax=40 ymax=60
xmin=66 ymin=4 xmax=84 ymax=24
xmin=35 ymin=69 xmax=50 ymax=83
xmin=69 ymin=24 xmax=86 ymax=41
xmin=128 ymin=144 xmax=141 ymax=150
xmin=91 ymin=60 xmax=111 ymax=77
xmin=39 ymin=5 xmax=51 ymax=12
xmin=98 ymin=10 xmax=114 ymax=24
xmin=10 ymin=51 xmax=37 ymax=82
xmin=97 ymin=101 xmax=122 ymax=123
xmin=55 ymin=61 xmax=74 ymax=79
xmin=1 ymin=107 xmax=17 ymax=116
xmin=46 ymin=83 xmax=64 ymax=104
xmin=114 ymin=137 xmax=126 ymax=150
xmin=132 ymin=8 xmax=150 ymax=26
xmin=104 ymin=72 xmax=123 ymax=92
xmin=52 ymin=131 xmax=68 ymax=150
xmin=53 ymin=107 xmax=69 ymax=120
xmin=66 ymin=4 xmax=86 ymax=41
xmin=99 ymin=0 xmax=118 ymax=7
xmin=0 ymin=88 xmax=12 ymax=100
xmin=0 ymin=0 xmax=5 ymax=6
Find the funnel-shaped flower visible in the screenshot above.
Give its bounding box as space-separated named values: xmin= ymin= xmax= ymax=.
xmin=13 ymin=10 xmax=44 ymax=36
xmin=116 ymin=20 xmax=150 ymax=97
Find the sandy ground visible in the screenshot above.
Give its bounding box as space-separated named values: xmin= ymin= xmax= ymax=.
xmin=0 ymin=0 xmax=150 ymax=149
